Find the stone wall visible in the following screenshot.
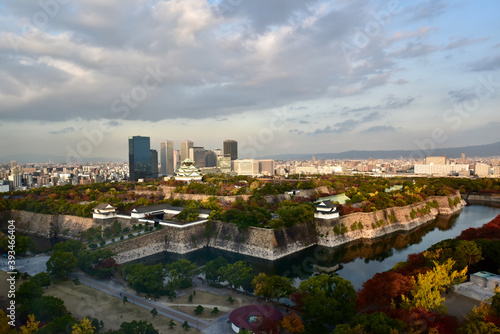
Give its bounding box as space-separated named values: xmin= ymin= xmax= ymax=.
xmin=1 ymin=192 xmax=465 ymax=263
xmin=316 ymin=192 xmax=465 ymax=249
xmin=7 ymin=210 xmax=95 ymax=239
xmin=464 ymin=193 xmax=500 ymax=206
xmin=110 ymin=220 xmax=319 ymax=263
xmin=4 ymin=211 xmax=136 ymax=240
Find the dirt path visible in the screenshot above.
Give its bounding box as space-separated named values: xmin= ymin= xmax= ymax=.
xmin=71 ymin=271 xmax=211 ymax=329
xmin=45 ymin=279 xmax=199 ymax=333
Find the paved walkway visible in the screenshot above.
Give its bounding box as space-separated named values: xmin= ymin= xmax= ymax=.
xmin=0 ymin=254 xmax=49 ymax=276
xmin=71 ymin=272 xmax=211 ymax=330
xmin=201 ymin=313 xmax=234 ymax=334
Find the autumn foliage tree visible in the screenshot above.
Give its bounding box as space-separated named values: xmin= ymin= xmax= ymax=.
xmin=401 ymin=259 xmax=467 ymax=314
xmin=357 ymin=271 xmax=415 ymax=310
xmin=72 ymin=317 xmax=95 ymax=334
xmin=281 ymin=311 xmax=305 ymax=333
xmin=457 ymin=214 xmax=500 ymax=240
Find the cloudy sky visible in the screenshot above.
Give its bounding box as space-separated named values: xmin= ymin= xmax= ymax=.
xmin=1 ymin=0 xmax=499 ymax=162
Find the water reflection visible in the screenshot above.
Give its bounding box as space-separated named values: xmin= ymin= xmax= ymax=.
xmin=137 ymin=205 xmax=500 ymax=290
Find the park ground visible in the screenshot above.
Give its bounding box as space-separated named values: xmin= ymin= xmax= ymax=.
xmin=0 ymin=269 xmax=262 ymax=333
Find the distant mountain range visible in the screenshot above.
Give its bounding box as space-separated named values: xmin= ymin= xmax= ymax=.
xmin=2 ymin=141 xmax=499 ymax=163
xmin=261 ymin=141 xmax=500 ymax=161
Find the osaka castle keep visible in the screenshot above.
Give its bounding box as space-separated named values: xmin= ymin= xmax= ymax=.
xmin=174 ymin=158 xmax=203 ymax=182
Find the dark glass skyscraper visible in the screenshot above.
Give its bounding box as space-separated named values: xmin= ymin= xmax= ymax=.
xmin=129 ymin=136 xmax=152 ymax=181
xmin=223 ymin=139 xmax=237 ymax=160
xmin=150 ymin=149 xmax=158 ymax=178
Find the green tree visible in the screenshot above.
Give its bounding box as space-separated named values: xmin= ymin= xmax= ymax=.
xmin=31 ymin=272 xmax=51 ymax=288
xmin=165 ymin=259 xmax=197 ymax=280
xmin=194 ymin=305 xmax=204 ymax=315
xmin=211 ymin=307 xmax=219 ymax=315
xmin=168 ymin=320 xmax=176 ymax=329
xmin=337 ymin=312 xmax=404 ymax=334
xmin=16 ymin=280 xmax=44 ymax=305
xmin=182 ymin=321 xmax=190 ymax=331
xmin=203 ymin=256 xmax=227 ymax=283
xmin=252 ymin=273 xmax=295 ymax=301
xmin=38 ymin=314 xmax=77 ymax=334
xmin=53 ymin=239 xmax=85 ymax=256
xmin=150 ymin=308 xmax=158 ymax=318
xmin=297 ymin=274 xmax=357 ymax=333
xmin=46 ymin=251 xmax=77 ymax=278
xmin=455 ymin=240 xmax=483 ymax=270
xmin=124 ymin=263 xmax=165 ymax=295
xmin=275 ymin=202 xmax=314 ymax=227
xmin=177 ymin=207 xmax=199 ymax=222
xmin=77 ymin=249 xmax=117 ymax=278
xmin=22 ymin=295 xmax=68 ymax=323
xmin=119 ymin=320 xmax=159 ymax=334
xmin=220 ymin=261 xmax=254 ymax=291
xmin=122 ymin=296 xmax=128 ymax=305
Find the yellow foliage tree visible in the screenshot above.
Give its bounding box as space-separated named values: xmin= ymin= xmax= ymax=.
xmin=19 ymin=314 xmax=40 ymax=334
xmin=0 ymin=310 xmax=18 ymax=334
xmin=72 ymin=318 xmax=95 ymax=334
xmin=401 ymin=259 xmax=467 ymax=313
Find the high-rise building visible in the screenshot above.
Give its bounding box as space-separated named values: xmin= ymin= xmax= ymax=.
xmin=129 ymin=136 xmax=152 ymax=181
xmin=205 ymin=150 xmax=217 ymax=168
xmin=150 ymin=149 xmax=158 ymax=178
xmin=259 ymin=159 xmax=275 ymax=176
xmin=233 ymin=159 xmax=260 ymax=176
xmin=425 ymin=156 xmax=447 ymax=165
xmin=160 ymin=141 xmax=174 ymax=175
xmin=189 ymin=147 xmax=206 ymax=168
xmin=223 ymin=140 xmax=238 ymax=160
xmin=475 ymin=163 xmax=490 ymax=177
xmin=217 ymin=156 xmax=231 ymax=173
xmin=181 ymin=140 xmax=194 ymax=161
xmin=173 ymin=149 xmax=181 ymax=170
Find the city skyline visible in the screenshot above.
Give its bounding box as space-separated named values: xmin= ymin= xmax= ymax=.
xmin=1 ymin=1 xmax=500 ymax=162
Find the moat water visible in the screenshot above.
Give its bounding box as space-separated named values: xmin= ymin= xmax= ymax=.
xmin=138 ymin=205 xmax=500 ymax=290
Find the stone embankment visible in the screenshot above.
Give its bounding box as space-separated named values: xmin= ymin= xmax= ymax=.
xmin=1 ymin=211 xmax=133 ymax=239
xmin=463 ymin=193 xmax=500 ymax=206
xmin=3 ymin=210 xmax=94 ymax=239
xmin=1 ymin=191 xmax=465 ymax=262
xmin=110 ymin=191 xmax=464 ymax=263
xmin=316 ymin=192 xmax=465 ymax=249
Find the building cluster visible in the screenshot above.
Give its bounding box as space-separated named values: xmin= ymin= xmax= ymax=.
xmin=128 ymin=136 xmax=240 ymax=181
xmin=2 ymin=144 xmax=500 ymax=192
xmin=276 ymin=154 xmax=500 ymax=177
xmin=0 ymin=160 xmax=128 ymax=192
xmin=413 ymin=155 xmax=500 ymax=177
xmin=128 ymin=136 xmax=276 ymax=181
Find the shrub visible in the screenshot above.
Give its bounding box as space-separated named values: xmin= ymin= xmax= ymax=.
xmin=333 ymin=226 xmax=341 ymax=235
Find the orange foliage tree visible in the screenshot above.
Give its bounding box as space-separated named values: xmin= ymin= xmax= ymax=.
xmin=281 ymin=311 xmax=305 ymax=333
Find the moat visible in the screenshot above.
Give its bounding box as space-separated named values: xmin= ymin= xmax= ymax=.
xmin=136 ymin=205 xmax=500 ymax=290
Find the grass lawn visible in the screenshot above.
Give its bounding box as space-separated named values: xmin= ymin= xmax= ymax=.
xmin=41 ymin=279 xmax=199 ymax=333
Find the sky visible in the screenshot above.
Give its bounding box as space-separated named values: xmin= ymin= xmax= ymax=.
xmin=0 ymin=0 xmax=499 ymax=162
